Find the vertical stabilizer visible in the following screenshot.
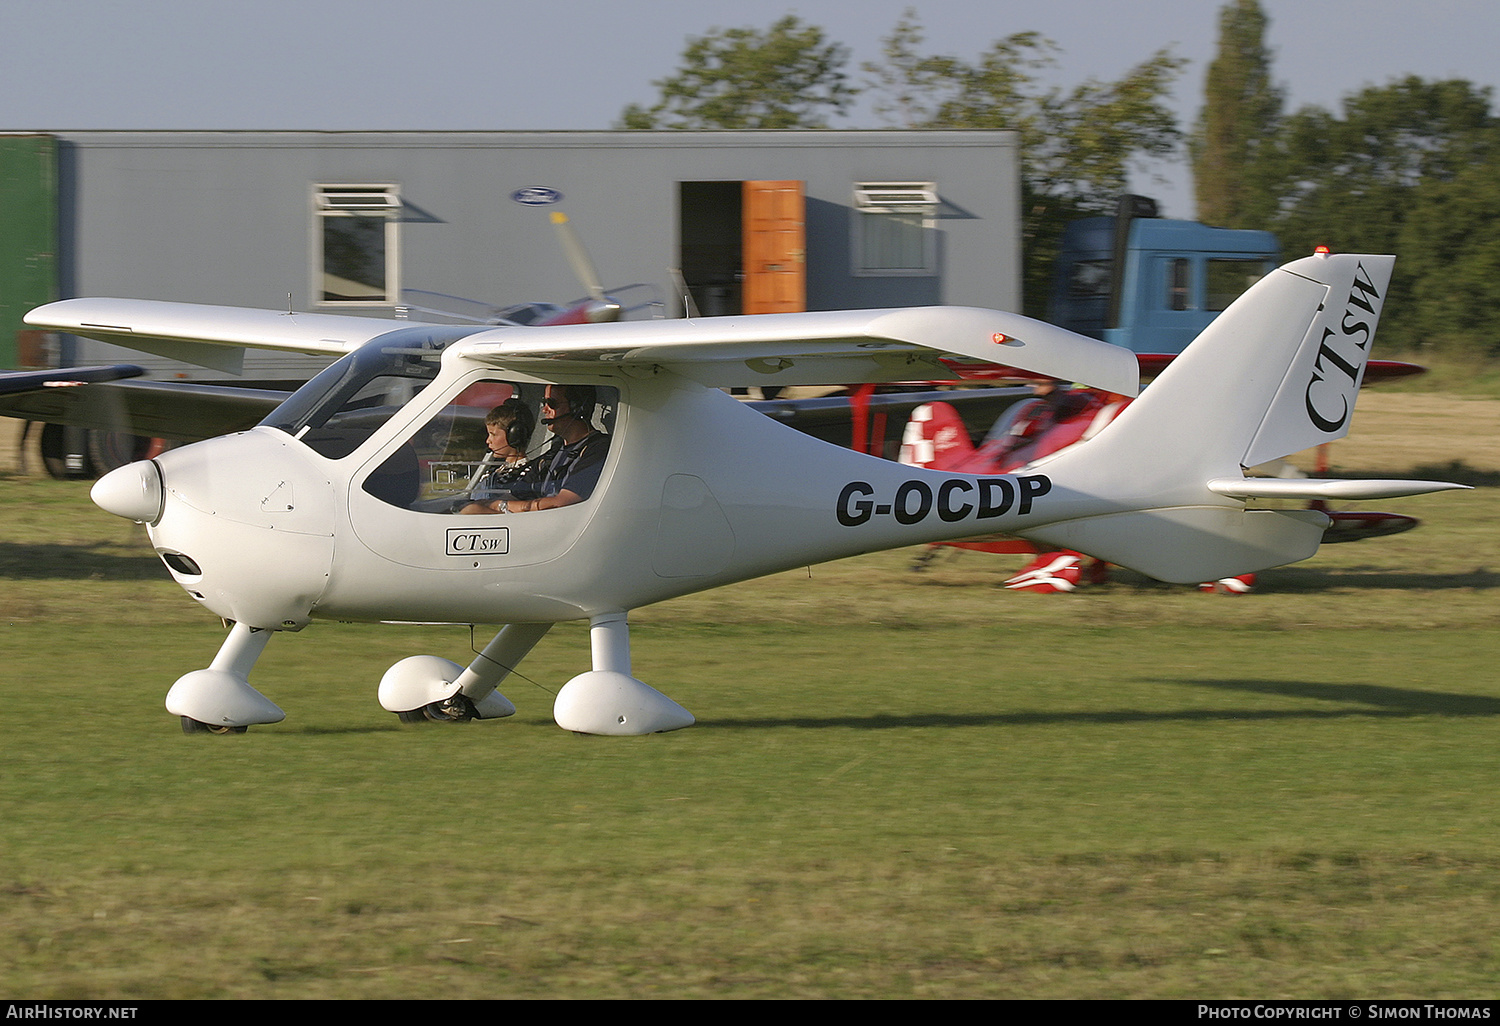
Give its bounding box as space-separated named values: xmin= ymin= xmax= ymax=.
xmin=1019 ymin=253 xmax=1401 ymax=583
xmin=1241 ymin=255 xmax=1395 ymax=466
xmin=1035 ymin=253 xmax=1395 ymax=505
xmin=898 ymin=401 xmax=976 ymax=471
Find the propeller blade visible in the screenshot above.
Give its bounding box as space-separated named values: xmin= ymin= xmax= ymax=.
xmin=668 ymin=268 xmax=700 ymax=319
xmin=550 ymin=211 xmax=607 ymax=303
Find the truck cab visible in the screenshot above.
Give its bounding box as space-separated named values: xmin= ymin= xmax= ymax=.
xmin=1049 ymin=196 xmax=1280 ymax=356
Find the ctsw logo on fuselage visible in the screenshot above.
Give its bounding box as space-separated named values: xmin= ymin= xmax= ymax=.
xmin=837 ymin=474 xmax=1051 ymax=528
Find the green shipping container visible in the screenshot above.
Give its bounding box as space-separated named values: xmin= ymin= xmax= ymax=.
xmin=0 ymin=134 xmax=59 ymax=369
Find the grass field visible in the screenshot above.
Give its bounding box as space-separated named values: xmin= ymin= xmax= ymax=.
xmin=1 ymin=394 xmax=1498 ymax=999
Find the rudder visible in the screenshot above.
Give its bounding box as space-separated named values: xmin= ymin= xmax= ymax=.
xmin=898 ymin=401 xmax=975 ymax=471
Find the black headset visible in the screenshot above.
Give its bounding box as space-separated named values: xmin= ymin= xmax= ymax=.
xmin=546 ymin=385 xmax=596 ymax=427
xmin=497 ymin=397 xmax=535 ymax=452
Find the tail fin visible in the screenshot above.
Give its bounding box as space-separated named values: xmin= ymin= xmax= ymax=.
xmin=1022 ymin=253 xmax=1464 ymax=582
xmin=899 ymin=401 xmax=975 ymax=471
xmin=1053 ymin=252 xmax=1395 ymax=492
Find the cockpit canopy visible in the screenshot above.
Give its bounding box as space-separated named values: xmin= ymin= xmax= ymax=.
xmin=259 ymin=325 xmax=482 ymax=459
xmin=259 ymin=326 xmax=619 ymax=512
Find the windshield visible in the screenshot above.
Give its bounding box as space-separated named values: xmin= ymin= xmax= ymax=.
xmin=259 ymin=325 xmax=483 ymax=459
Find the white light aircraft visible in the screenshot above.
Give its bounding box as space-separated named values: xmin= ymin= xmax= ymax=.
xmin=26 ymin=252 xmax=1466 ymax=735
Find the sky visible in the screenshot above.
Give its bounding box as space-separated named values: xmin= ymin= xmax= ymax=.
xmin=2 ymin=0 xmax=1496 ymax=217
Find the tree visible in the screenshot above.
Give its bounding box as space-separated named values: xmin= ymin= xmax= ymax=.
xmin=1397 ymin=149 xmax=1500 ymax=356
xmin=1262 ymin=77 xmax=1498 ymax=352
xmin=859 ymin=9 xmax=975 ymax=129
xmin=1192 ymin=0 xmax=1283 ymax=227
xmin=1270 ymin=78 xmax=1495 ymax=251
xmin=863 ymin=12 xmax=1184 ymax=209
xmin=618 ymin=16 xmax=856 ymax=130
xmin=861 ymin=10 xmax=1187 ymax=314
xmin=622 ymin=10 xmax=1188 ymax=316
xmin=861 ymin=12 xmax=1056 ymax=136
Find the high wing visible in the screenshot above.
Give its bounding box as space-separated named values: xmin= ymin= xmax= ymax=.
xmin=25 ymin=299 xmax=457 ymax=375
xmin=0 ymin=371 xmax=1027 ymax=449
xmin=952 ymin=352 xmax=1425 ymax=386
xmin=456 ymin=306 xmax=1140 ymax=395
xmin=27 ymin=299 xmax=1141 ymax=398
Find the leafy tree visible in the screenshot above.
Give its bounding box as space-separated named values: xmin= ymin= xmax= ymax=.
xmin=858 ymin=9 xmax=967 ymax=129
xmin=1192 ymin=0 xmax=1283 ymax=227
xmin=861 ymin=10 xmax=1186 ymax=314
xmin=618 ymin=16 xmax=856 ymax=130
xmin=1262 ymin=77 xmax=1498 ymax=352
xmin=621 ymin=10 xmax=1188 ymax=317
xmin=1396 ymin=149 xmax=1500 ymax=356
xmin=1270 ymin=78 xmax=1494 ymax=251
xmin=863 ymin=12 xmax=1184 ymax=209
xmin=861 ymin=13 xmax=1057 ymax=136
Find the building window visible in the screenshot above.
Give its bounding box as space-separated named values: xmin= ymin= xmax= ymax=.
xmin=852 ymin=182 xmax=938 ymax=276
xmin=314 ymin=184 xmax=401 ymax=305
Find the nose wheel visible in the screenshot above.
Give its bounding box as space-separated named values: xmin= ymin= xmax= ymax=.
xmin=166 ymin=623 xmax=285 ymax=733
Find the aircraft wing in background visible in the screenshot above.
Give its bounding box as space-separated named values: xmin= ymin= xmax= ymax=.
xmin=0 ymin=364 xmax=145 ymax=396
xmin=0 ymin=378 xmax=289 ymax=442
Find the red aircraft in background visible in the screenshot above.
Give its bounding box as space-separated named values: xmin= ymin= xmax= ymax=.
xmin=878 ymin=355 xmax=1427 ymax=594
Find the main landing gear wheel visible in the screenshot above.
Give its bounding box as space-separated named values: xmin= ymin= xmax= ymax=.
xmin=396 ymin=694 xmax=479 ymax=724
xmin=180 ymin=716 xmax=248 ymax=735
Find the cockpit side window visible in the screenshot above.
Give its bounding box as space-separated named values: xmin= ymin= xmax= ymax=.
xmin=359 ymin=379 xmax=618 ymax=513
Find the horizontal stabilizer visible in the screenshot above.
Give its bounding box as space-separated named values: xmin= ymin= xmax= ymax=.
xmin=1021 ymin=506 xmax=1330 ymax=584
xmin=1207 ymin=477 xmax=1471 ymax=501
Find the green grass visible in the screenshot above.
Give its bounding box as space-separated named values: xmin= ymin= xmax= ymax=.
xmin=2 ymin=417 xmax=1499 ymax=998
xmin=1375 ymin=352 xmax=1500 ymax=398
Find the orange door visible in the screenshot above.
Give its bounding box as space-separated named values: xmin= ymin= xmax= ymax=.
xmin=742 ymin=180 xmax=806 ymax=314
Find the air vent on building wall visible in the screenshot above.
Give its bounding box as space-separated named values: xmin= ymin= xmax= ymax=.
xmin=315 ymin=186 xmax=400 ymax=211
xmin=853 ymin=182 xmax=939 ymax=213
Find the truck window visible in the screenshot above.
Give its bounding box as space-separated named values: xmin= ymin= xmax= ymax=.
xmin=1206 ymin=259 xmax=1273 ymax=311
xmin=1167 ymin=258 xmax=1191 ymax=311
xmin=1068 ymin=259 xmax=1112 ymax=300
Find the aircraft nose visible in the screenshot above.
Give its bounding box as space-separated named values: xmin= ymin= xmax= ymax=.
xmin=92 ymin=460 xmax=164 ymax=525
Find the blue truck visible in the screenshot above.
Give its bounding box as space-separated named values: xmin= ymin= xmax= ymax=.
xmin=1048 ymin=195 xmax=1281 ymax=356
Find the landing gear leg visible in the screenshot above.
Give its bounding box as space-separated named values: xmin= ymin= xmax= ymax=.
xmin=166 ymin=621 xmax=286 ymax=733
xmin=379 ymin=623 xmax=552 ymax=722
xmin=454 ymin=622 xmax=552 ymax=709
xmin=552 ymin=612 xmax=695 ymax=735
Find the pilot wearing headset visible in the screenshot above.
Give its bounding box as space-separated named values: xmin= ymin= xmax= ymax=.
xmin=457 ymin=398 xmax=535 ymax=514
xmin=470 ymin=384 xmax=609 ymax=514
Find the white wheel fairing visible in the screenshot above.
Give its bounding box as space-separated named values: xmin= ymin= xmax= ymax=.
xmin=553 ymin=671 xmax=694 ymax=735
